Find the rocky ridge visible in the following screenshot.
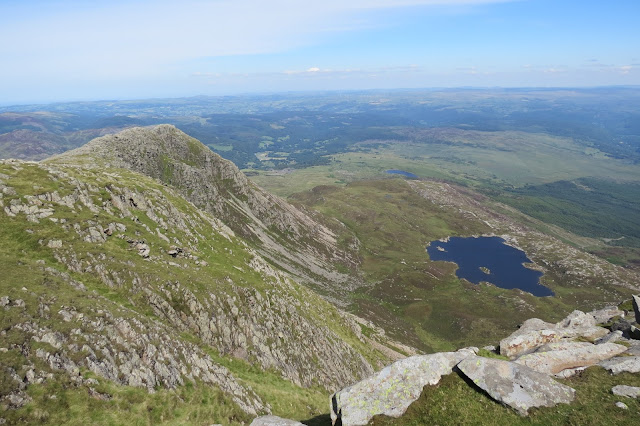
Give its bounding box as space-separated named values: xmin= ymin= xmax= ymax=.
xmin=0 ymin=150 xmax=400 ymax=422
xmin=48 ymin=125 xmax=363 ymax=300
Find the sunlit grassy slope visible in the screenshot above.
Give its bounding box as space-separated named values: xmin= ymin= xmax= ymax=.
xmin=289 ymin=179 xmax=638 ymax=353
xmin=249 ymin=129 xmax=640 ymax=197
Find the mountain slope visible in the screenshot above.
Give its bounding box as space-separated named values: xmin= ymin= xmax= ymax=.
xmin=48 ymin=124 xmax=362 ymax=300
xmin=0 ymin=129 xmax=401 ymax=423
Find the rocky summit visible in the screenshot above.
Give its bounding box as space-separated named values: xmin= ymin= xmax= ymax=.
xmin=48 ymin=125 xmax=362 ymax=300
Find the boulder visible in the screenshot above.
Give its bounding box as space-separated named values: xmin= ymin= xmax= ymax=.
xmin=632 ymin=295 xmax=640 ymax=324
xmin=514 ymin=342 xmax=627 ymax=376
xmin=590 ymin=307 xmax=624 ymax=324
xmin=499 ymin=319 xmax=559 ymax=358
xmin=600 ymin=356 xmax=640 ymax=374
xmin=250 ymin=416 xmax=304 ymax=426
xmin=500 ymin=312 xmax=609 ymax=359
xmin=556 ymin=310 xmax=596 ymax=329
xmin=456 ymin=356 xmax=575 ymax=416
xmin=611 ymin=318 xmax=633 ymax=333
xmin=330 ymin=348 xmax=477 ymax=426
xmin=616 ymin=401 xmax=629 ymax=410
xmin=612 ymin=385 xmax=640 ymax=399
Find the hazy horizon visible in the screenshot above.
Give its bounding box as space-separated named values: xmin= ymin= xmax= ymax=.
xmin=4 ymin=84 xmax=640 ymax=109
xmin=2 ymin=0 xmax=639 ymax=105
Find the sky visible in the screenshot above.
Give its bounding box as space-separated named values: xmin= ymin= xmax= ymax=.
xmin=1 ymin=0 xmax=639 ymax=104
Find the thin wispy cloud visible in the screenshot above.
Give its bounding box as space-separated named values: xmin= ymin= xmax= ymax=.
xmin=0 ymin=0 xmax=638 ymax=103
xmin=0 ymin=0 xmax=512 ymax=75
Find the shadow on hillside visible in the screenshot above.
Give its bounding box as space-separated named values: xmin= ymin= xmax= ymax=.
xmin=302 ymin=413 xmax=333 ymax=425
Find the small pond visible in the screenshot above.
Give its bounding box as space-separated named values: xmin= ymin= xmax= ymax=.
xmin=426 ymin=236 xmax=553 ymax=297
xmin=386 ymin=169 xmax=419 ymax=178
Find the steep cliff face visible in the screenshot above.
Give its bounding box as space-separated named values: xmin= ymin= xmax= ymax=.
xmin=48 ymin=125 xmax=362 ymax=298
xmin=0 ymin=132 xmax=397 ymax=422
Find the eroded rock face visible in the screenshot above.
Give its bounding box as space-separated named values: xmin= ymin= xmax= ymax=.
xmin=514 ymin=342 xmax=627 ymax=376
xmin=457 ymin=356 xmax=575 ymax=416
xmin=0 ymin=158 xmax=386 ymax=417
xmin=330 ymin=348 xmax=478 ymax=426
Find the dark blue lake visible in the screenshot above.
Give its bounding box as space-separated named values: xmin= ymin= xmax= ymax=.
xmin=386 ymin=169 xmax=419 ymax=178
xmin=426 ymin=236 xmax=553 ymax=297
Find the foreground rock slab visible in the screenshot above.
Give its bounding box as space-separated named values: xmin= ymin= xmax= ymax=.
xmin=600 ymin=356 xmax=640 ymax=374
xmin=590 ymin=307 xmax=624 ymax=324
xmin=514 ymin=342 xmax=627 ymax=376
xmin=330 ymin=348 xmax=477 ymax=426
xmin=250 ymin=415 xmax=304 ymax=426
xmin=457 ymin=356 xmax=575 ymax=416
xmin=500 ymin=312 xmax=609 ymax=358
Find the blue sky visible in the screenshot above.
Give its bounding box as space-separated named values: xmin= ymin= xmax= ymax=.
xmin=1 ymin=0 xmax=639 ymax=104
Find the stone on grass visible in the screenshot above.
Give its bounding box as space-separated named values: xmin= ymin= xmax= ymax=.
xmin=330 ymin=348 xmax=477 ymax=426
xmin=456 ymin=356 xmax=575 ymax=416
xmin=612 ymin=385 xmax=640 ymax=399
xmin=616 ymin=401 xmax=629 ymax=410
xmin=250 ymin=415 xmax=304 ymax=426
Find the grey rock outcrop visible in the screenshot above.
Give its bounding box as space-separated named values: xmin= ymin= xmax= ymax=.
xmin=250 ymin=416 xmax=304 ymax=426
xmin=589 ymin=307 xmax=624 ymax=324
xmin=330 ymin=348 xmax=478 ymax=426
xmin=514 ymin=342 xmax=627 ymax=376
xmin=457 ymin=356 xmax=575 ymax=416
xmin=612 ymin=385 xmax=640 ymax=399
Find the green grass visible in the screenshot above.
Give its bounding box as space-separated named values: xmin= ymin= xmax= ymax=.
xmin=203 ymin=347 xmax=329 ymax=422
xmin=7 ymin=376 xmax=252 ymax=425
